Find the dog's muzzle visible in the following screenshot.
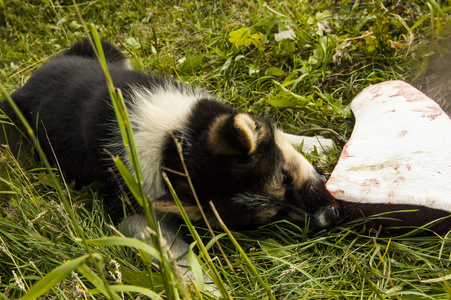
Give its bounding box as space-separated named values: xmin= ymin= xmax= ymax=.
xmin=314 ymin=205 xmax=340 ymax=228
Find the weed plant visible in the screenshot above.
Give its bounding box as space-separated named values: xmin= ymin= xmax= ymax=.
xmin=1 ymin=0 xmax=451 ymax=299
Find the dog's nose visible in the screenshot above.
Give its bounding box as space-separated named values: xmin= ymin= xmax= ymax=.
xmin=315 ymin=205 xmax=340 ymax=228
xmin=326 ymin=205 xmax=340 ymax=220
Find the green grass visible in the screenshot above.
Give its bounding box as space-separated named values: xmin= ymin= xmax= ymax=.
xmin=1 ymin=0 xmax=451 ymax=299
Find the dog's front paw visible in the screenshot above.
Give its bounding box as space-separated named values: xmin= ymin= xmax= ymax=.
xmin=305 ymin=135 xmax=334 ymax=153
xmin=282 ymin=132 xmax=334 ymax=153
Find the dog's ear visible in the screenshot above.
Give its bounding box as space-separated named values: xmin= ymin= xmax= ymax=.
xmin=208 ymin=113 xmax=262 ymax=156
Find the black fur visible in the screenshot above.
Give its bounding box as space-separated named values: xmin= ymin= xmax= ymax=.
xmin=63 ymin=39 xmax=129 ymax=65
xmin=11 ymin=41 xmax=170 ymax=219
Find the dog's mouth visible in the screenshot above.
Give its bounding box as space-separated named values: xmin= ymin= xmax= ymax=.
xmin=313 ymin=205 xmax=341 ymax=227
xmin=281 ymin=202 xmax=340 ymax=228
xmin=276 ymin=172 xmax=341 ymax=228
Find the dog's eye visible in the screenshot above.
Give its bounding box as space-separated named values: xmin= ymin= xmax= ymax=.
xmin=282 ymin=169 xmax=292 ymax=186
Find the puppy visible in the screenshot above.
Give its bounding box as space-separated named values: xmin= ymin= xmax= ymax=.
xmin=10 ymin=39 xmax=339 ymax=268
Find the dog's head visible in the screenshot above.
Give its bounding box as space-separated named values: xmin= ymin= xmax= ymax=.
xmin=158 ymin=108 xmax=340 ymax=230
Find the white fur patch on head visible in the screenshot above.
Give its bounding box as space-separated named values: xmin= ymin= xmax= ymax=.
xmin=112 ymin=83 xmax=207 ymax=200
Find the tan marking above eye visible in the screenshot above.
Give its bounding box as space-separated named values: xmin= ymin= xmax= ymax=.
xmin=262 ymin=167 xmax=287 ymax=199
xmin=274 ymin=130 xmax=316 ymax=189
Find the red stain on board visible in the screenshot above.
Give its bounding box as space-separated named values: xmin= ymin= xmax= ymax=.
xmin=328 ymin=187 xmax=345 ymax=198
xmin=340 ymin=143 xmax=353 ymax=159
xmin=361 ymin=178 xmax=380 ymax=195
xmin=392 ymin=84 xmax=428 ymax=102
xmin=334 ymin=189 xmax=345 ymax=195
xmin=362 ymin=178 xmax=380 ymax=187
xmin=405 ymin=91 xmax=429 ymax=102
xmin=412 ymin=106 xmax=443 ymax=121
xmin=394 ymin=176 xmax=406 ymax=184
xmin=326 ymin=178 xmax=346 ymax=198
xmin=389 ymin=93 xmax=402 ymax=98
xmin=368 ymin=85 xmax=384 ymax=99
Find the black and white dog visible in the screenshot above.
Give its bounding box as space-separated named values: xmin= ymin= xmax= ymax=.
xmin=10 ymin=39 xmax=339 ymax=265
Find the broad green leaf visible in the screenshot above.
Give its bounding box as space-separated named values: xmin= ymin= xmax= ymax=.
xmin=120 ymin=267 xmax=164 ymax=289
xmin=20 ymin=254 xmax=90 ymax=300
xmin=315 ymin=10 xmax=331 ymax=22
xmin=179 ymin=54 xmax=204 ymax=74
xmin=266 ymin=67 xmax=285 ymax=76
xmin=229 ymin=27 xmax=261 ymax=47
xmin=267 ymin=81 xmax=313 ymax=108
xmin=229 ymin=27 xmax=250 ymax=46
xmin=188 ymin=241 xmax=204 ymax=290
xmin=138 ymin=248 xmax=154 ymax=266
xmin=125 ymin=37 xmax=140 ymax=50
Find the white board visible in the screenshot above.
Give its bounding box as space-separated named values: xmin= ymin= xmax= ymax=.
xmin=326 ymin=80 xmax=451 ymax=213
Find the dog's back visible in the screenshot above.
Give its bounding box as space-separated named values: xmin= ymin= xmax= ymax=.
xmin=12 ymin=42 xmax=124 ymax=190
xmin=11 ymin=39 xmax=176 ymax=187
xmin=62 ymin=39 xmax=130 ymax=66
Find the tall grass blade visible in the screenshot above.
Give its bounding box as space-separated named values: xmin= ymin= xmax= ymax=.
xmin=84 ymin=236 xmax=162 ymax=262
xmin=425 ymin=0 xmax=451 ymax=29
xmin=91 ymin=285 xmax=163 ymax=300
xmin=162 ymin=172 xmax=231 ymax=299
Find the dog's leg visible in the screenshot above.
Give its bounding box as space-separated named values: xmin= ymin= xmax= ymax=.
xmin=280 ymin=131 xmax=334 ymax=153
xmin=119 ymin=214 xmax=190 ymax=266
xmin=119 ymin=214 xmax=222 ymax=294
